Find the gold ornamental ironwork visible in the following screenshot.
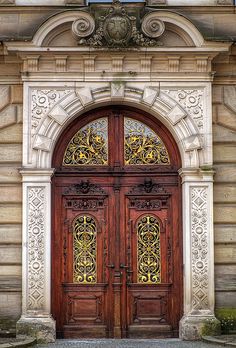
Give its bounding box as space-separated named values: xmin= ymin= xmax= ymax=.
xmin=124 ymin=118 xmax=170 ymax=165
xmin=73 ymin=215 xmax=97 ymax=284
xmin=63 ymin=118 xmax=108 ymax=166
xmin=137 ymin=215 xmax=161 ymax=284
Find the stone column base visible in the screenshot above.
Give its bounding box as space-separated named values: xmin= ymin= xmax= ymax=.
xmin=16 ymin=316 xmax=56 ymax=343
xmin=179 ymin=315 xmax=221 ymax=340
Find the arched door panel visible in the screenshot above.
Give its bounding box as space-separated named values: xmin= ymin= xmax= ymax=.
xmin=52 ymin=107 xmax=182 ymax=338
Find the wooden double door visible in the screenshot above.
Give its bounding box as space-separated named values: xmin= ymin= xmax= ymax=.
xmin=52 ymin=108 xmax=182 ymax=338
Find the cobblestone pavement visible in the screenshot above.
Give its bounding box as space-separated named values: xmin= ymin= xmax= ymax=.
xmin=37 ymin=339 xmax=218 ymax=348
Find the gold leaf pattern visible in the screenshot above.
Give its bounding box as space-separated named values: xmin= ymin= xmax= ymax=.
xmin=63 ymin=118 xmax=108 ymax=166
xmin=124 ymin=118 xmax=170 ymax=165
xmin=73 ymin=215 xmax=97 ymax=284
xmin=137 ymin=215 xmax=161 ymax=284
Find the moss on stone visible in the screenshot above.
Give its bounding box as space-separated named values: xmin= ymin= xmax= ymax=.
xmin=200 ymin=318 xmax=221 ymax=336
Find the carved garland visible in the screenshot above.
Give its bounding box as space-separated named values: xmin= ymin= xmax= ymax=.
xmin=27 ymin=187 xmax=46 ymax=310
xmin=191 ymin=187 xmax=209 ymax=310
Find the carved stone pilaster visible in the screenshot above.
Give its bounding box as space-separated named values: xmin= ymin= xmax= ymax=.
xmin=179 ymin=169 xmax=219 ymax=340
xmin=16 ymin=170 xmax=55 ymax=343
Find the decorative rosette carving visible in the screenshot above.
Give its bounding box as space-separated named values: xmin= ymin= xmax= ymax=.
xmin=141 ymin=13 xmax=165 ymax=38
xmin=72 ymin=12 xmax=95 ymax=40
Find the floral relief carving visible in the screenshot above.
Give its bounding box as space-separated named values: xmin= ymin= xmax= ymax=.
xmin=27 ymin=187 xmax=46 ymax=310
xmin=31 ymin=89 xmax=71 ymax=133
xmin=191 ymin=187 xmax=209 ymax=310
xmin=164 ymin=89 xmax=204 ymax=131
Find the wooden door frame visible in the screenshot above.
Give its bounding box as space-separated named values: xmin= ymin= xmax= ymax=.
xmin=51 ymin=106 xmax=183 ymax=338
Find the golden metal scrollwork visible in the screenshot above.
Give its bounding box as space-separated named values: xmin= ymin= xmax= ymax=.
xmin=73 ymin=215 xmax=97 ymax=284
xmin=63 ymin=118 xmax=108 ymax=166
xmin=137 ymin=215 xmax=161 ymax=284
xmin=124 ymin=117 xmax=170 ymax=165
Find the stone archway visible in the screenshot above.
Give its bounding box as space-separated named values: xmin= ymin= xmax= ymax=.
xmin=16 ymin=82 xmax=217 ymax=342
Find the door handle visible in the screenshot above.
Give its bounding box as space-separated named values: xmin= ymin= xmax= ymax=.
xmin=120 ymin=263 xmax=129 ymax=269
xmin=106 ymin=264 xmax=115 ymax=269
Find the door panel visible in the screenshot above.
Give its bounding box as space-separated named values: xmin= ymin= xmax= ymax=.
xmin=122 ymin=179 xmax=175 ymax=337
xmin=56 ymin=179 xmax=113 ymax=338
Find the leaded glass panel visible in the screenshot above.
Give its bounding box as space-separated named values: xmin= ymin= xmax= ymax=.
xmin=73 ymin=215 xmax=97 ymax=284
xmin=137 ymin=215 xmax=161 ymax=284
xmin=63 ymin=118 xmax=108 ymax=166
xmin=124 ymin=117 xmax=170 ymax=165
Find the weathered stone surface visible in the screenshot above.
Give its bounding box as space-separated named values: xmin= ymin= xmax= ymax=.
xmin=217 ymin=0 xmax=233 ymax=5
xmin=215 ymin=244 xmax=236 ymax=263
xmin=0 ymin=167 xmax=21 ymax=183
xmin=216 ymin=104 xmax=236 ymax=131
xmin=213 ymin=144 xmax=236 ymax=163
xmin=213 ymin=124 xmax=236 ymax=143
xmin=0 ymin=144 xmax=22 ymax=163
xmin=65 ymin=0 xmax=86 ymax=4
xmin=214 ymin=225 xmax=236 ymax=243
xmin=0 ymin=265 xmax=21 ymax=276
xmin=0 ymin=186 xmax=21 ymax=203
xmin=0 ymin=293 xmax=21 ymax=318
xmin=0 ymin=105 xmax=17 ymax=129
xmin=147 ymin=0 xmax=166 ymax=4
xmin=0 ymin=204 xmax=22 ymax=224
xmin=215 ymin=265 xmax=236 ymax=291
xmin=214 ymin=164 xmax=236 ymax=183
xmin=0 ymin=124 xmax=22 ymax=143
xmin=224 ymin=86 xmax=236 ymax=114
xmin=0 ymin=275 xmax=21 ymax=291
xmin=0 ymin=86 xmax=10 ymax=111
xmin=214 ymin=205 xmax=236 ymax=224
xmin=180 ymin=316 xmax=220 ymax=340
xmin=0 ymin=245 xmax=21 ymax=264
xmin=17 ymin=318 xmax=56 ymax=344
xmin=216 ymin=291 xmax=236 ymax=307
xmin=10 ymin=85 xmax=23 ymax=104
xmin=0 ymin=224 xmax=21 ymax=243
xmin=212 ymin=86 xmax=223 ymax=104
xmin=0 ymin=0 xmax=15 ymax=4
xmin=214 ymin=184 xmax=236 ymax=203
xmin=17 ymin=105 xmax=23 ymax=124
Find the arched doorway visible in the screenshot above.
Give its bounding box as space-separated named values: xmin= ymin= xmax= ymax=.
xmin=51 ymin=106 xmax=182 ymax=339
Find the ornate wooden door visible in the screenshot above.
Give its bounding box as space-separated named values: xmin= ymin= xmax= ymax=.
xmin=52 ymin=107 xmax=182 ymax=338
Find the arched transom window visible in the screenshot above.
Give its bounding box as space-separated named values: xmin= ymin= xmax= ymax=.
xmin=62 ymin=116 xmax=170 ymax=166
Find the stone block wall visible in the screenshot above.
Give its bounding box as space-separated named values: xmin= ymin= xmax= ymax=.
xmin=0 ymin=85 xmax=23 ymax=332
xmin=212 ymin=85 xmax=236 ymax=308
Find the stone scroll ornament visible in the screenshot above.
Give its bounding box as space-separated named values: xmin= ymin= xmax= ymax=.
xmin=72 ymin=0 xmax=165 ymax=48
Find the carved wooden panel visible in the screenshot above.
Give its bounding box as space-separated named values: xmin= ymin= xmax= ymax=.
xmin=67 ymin=294 xmax=103 ymax=324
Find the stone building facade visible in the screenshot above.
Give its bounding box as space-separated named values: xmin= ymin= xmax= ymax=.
xmin=0 ymin=0 xmax=235 ymax=343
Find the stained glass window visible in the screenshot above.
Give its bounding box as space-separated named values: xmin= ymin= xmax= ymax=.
xmin=63 ymin=118 xmax=108 ymax=166
xmin=124 ymin=117 xmax=170 ymax=165
xmin=137 ymin=215 xmax=161 ymax=284
xmin=73 ymin=215 xmax=97 ymax=284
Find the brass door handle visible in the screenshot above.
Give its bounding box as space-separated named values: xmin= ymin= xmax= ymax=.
xmin=106 ymin=264 xmax=115 ymax=268
xmin=120 ymin=263 xmax=129 ymax=269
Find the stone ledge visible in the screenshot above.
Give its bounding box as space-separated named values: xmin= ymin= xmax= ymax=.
xmin=0 ymin=337 xmax=36 ymax=348
xmin=203 ymin=335 xmax=236 ymax=346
